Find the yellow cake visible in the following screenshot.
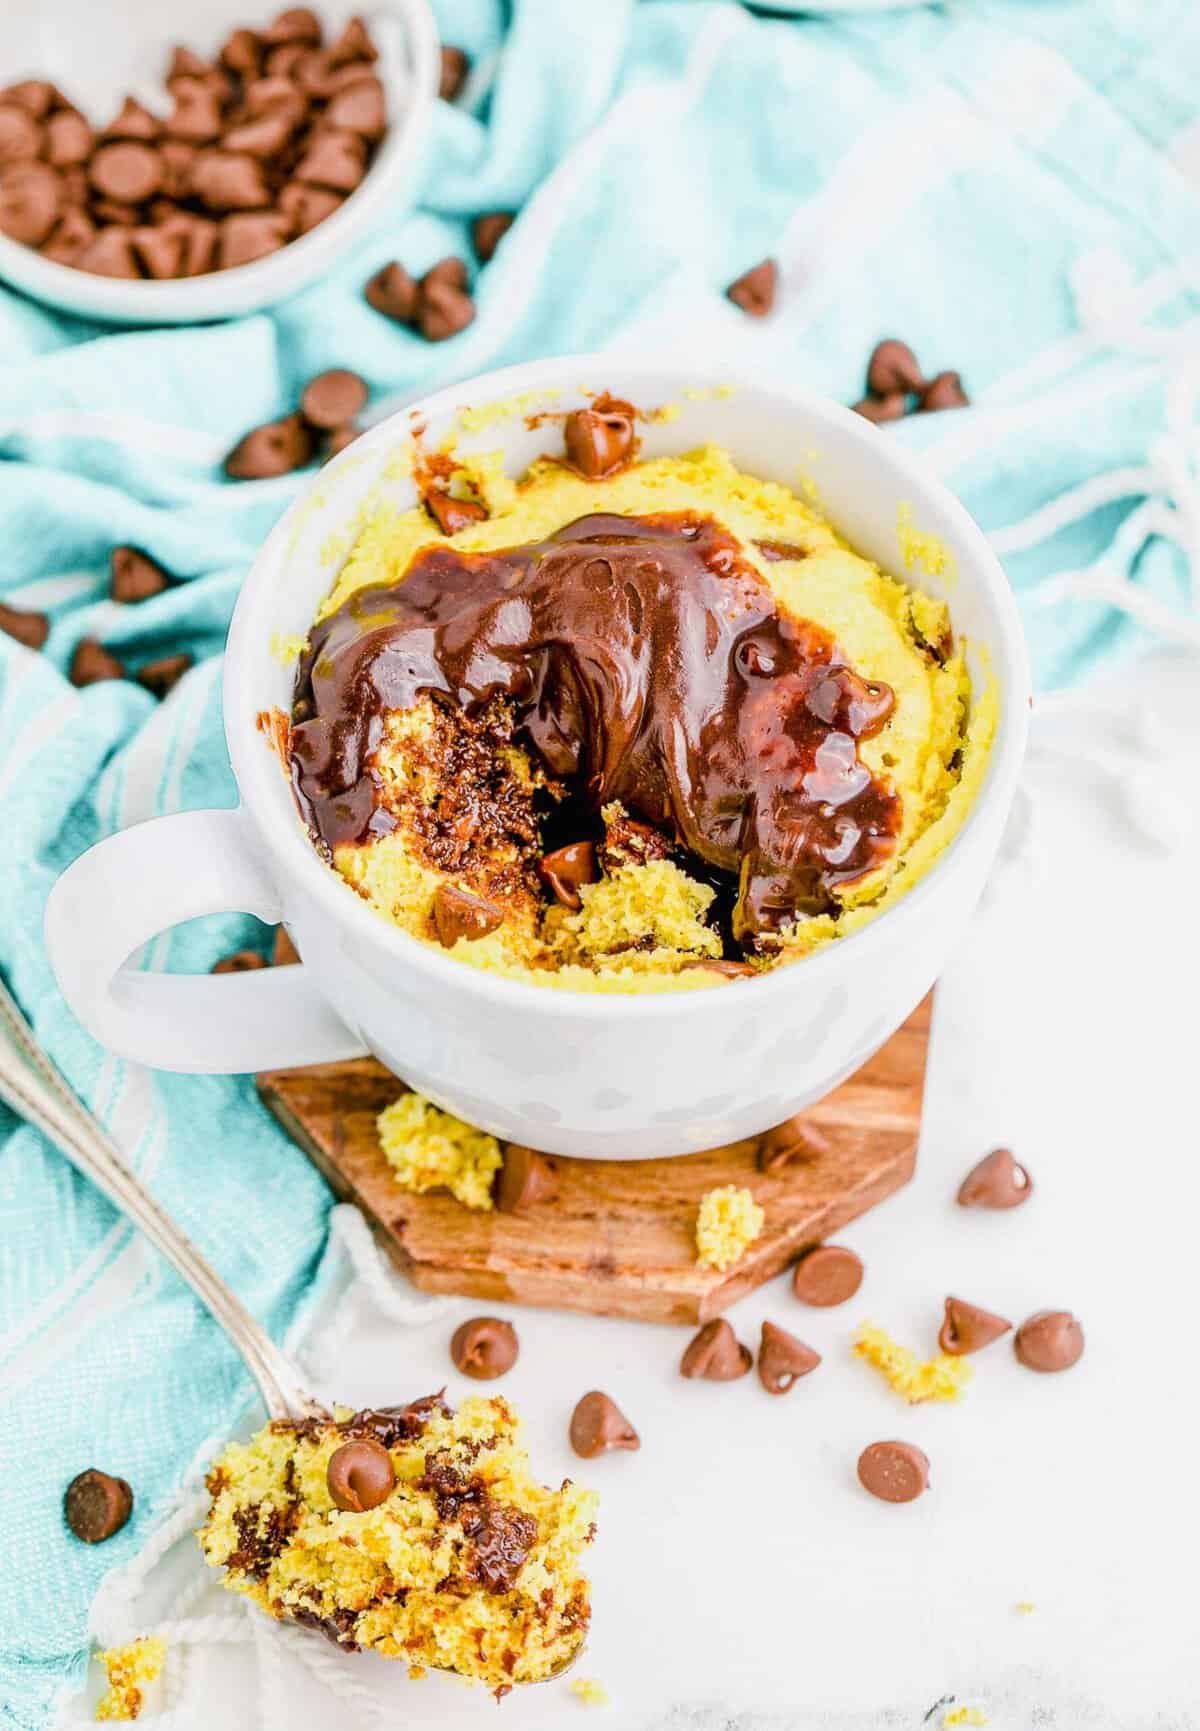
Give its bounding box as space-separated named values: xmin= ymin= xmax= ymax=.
xmin=286 ymin=438 xmax=994 ymax=992
xmin=198 ymin=1393 xmax=596 ymax=1693
xmin=695 ymin=1185 xmax=764 ymax=1271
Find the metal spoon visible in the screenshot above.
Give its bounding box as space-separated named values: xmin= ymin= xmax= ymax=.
xmin=0 ymin=974 xmax=582 ymax=1682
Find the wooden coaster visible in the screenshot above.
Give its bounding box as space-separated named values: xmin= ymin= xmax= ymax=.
xmin=257 ymin=993 xmax=931 ymax=1325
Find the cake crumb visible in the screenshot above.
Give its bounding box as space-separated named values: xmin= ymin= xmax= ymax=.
xmin=1015 ymin=1600 xmax=1036 ymax=1614
xmin=570 ymin=1677 xmax=610 ymax=1707
xmin=853 ymin=1323 xmax=972 ymax=1403
xmin=942 ymin=1708 xmax=988 ymax=1727
xmin=377 ymin=1093 xmax=502 ymax=1210
xmin=95 ymin=1637 xmax=165 ymax=1722
xmin=269 ymin=631 xmax=308 ymax=666
xmin=695 ymin=1185 xmax=764 ymax=1271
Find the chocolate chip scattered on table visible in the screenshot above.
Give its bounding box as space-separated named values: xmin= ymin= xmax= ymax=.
xmin=956 ymin=1146 xmax=1032 ymax=1209
xmin=853 ymin=339 xmax=969 ymax=422
xmin=224 ymin=365 xmax=369 ymax=478
xmin=726 ymin=257 xmax=777 ymax=317
xmin=450 ymin=1316 xmax=519 ymax=1379
xmin=65 ymin=1467 xmax=133 ymax=1542
xmin=0 ymin=10 xmax=389 ymax=278
xmin=679 ymin=1318 xmax=752 ymax=1381
xmin=0 ymin=601 xmax=50 ymax=649
xmin=364 ymin=253 xmax=476 ymax=341
xmin=857 ymin=1440 xmax=930 ymax=1504
xmin=791 ymin=1242 xmax=863 ymax=1306
xmin=494 ymin=1143 xmax=558 ymax=1212
xmin=438 ymin=46 xmax=470 ymax=102
xmin=938 ymin=1295 xmax=1012 ymax=1356
xmin=1014 ymin=1308 xmax=1084 ymax=1373
xmin=569 ymin=1391 xmax=639 ymax=1459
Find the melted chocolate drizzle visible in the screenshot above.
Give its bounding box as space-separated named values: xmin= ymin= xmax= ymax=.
xmin=290 ymin=512 xmax=900 ymax=940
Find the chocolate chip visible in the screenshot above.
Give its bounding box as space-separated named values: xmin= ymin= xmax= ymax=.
xmin=431 ymin=882 xmax=505 ymax=947
xmin=325 ymin=75 xmax=386 ymax=139
xmin=866 ymin=339 xmax=925 ymax=397
xmin=65 ymin=1468 xmax=133 ymax=1542
xmin=424 ymin=256 xmax=468 ymax=293
xmin=224 ymin=411 xmax=312 ymax=478
xmin=564 ymin=404 xmax=636 ymax=479
xmin=165 ymin=212 xmax=219 ymax=276
xmin=679 ymin=1318 xmax=752 ymax=1381
xmin=137 ymin=653 xmax=193 ymax=698
xmin=43 ymin=207 xmax=95 ymax=266
xmin=757 ymin=1320 xmax=821 ymax=1394
xmin=220 ymin=28 xmax=264 ymax=78
xmin=295 ymin=127 xmax=366 ymax=192
xmin=221 ymin=111 xmax=297 ymax=159
xmin=272 ymin=925 xmax=300 ymax=965
xmin=279 ymin=181 xmax=341 ymax=234
xmin=329 ymin=16 xmax=378 ymax=66
xmin=294 ymin=48 xmax=342 ymax=100
xmin=89 ymin=141 xmax=163 ymax=204
xmin=791 ymin=1243 xmax=863 ymax=1307
xmin=70 ymin=638 xmax=125 ymax=686
xmin=425 ymin=489 xmax=487 ymax=536
xmin=0 ymin=161 xmax=62 ymax=246
xmin=1 ymin=81 xmax=57 ymax=120
xmin=956 ymin=1147 xmax=1032 ymax=1210
xmin=57 ymin=166 xmax=88 ymax=207
xmin=44 ymin=109 xmax=93 ymax=168
xmin=78 ymin=229 xmax=140 ymax=277
xmin=682 ymin=959 xmax=757 ymax=978
xmin=417 ymin=270 xmax=475 ymax=342
xmin=726 ymin=258 xmax=777 ymax=318
xmin=165 ymin=79 xmax=224 ymax=144
xmin=300 ymin=368 xmax=367 ymax=430
xmin=323 ymin=424 xmax=361 ymax=459
xmin=494 ymin=1143 xmax=558 ymax=1212
xmin=569 ymin=1391 xmax=639 ymax=1459
xmin=857 ymin=1440 xmax=929 ymax=1504
xmin=0 ymin=103 xmax=42 ymax=164
xmin=918 ymin=370 xmax=969 ymax=413
xmin=1014 ymin=1309 xmax=1084 ymax=1374
xmin=212 ymin=948 xmax=267 ymax=973
xmin=218 ymin=210 xmax=291 ymax=268
xmin=364 ymin=258 xmax=419 ymax=323
xmin=326 ymin=1437 xmax=395 ymax=1512
xmin=131 ymin=225 xmax=185 ymax=280
xmin=439 ymin=46 xmax=470 ymax=102
xmin=265 ymin=42 xmax=308 ymax=80
xmin=264 ymin=7 xmax=323 ymax=47
xmin=103 ymin=97 xmax=162 ymax=143
xmin=190 ymin=149 xmax=270 ymax=212
xmin=938 ymin=1295 xmax=1012 ymax=1356
xmin=758 ymin=1114 xmax=835 ymax=1174
xmin=472 ymin=211 xmax=514 ymax=263
xmin=852 ymin=393 xmax=908 ymax=425
xmin=241 ymin=75 xmax=308 ymax=125
xmin=90 ymin=197 xmax=141 ymax=228
xmin=111 ymin=546 xmax=170 ymax=604
xmin=168 ymin=45 xmax=215 ymax=83
xmin=0 ymin=601 xmax=50 ymax=649
xmin=450 ymin=1316 xmax=519 ymax=1380
xmin=538 ymin=841 xmax=598 ymax=911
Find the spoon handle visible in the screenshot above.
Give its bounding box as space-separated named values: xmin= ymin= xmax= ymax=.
xmin=0 ymin=975 xmax=323 ymax=1422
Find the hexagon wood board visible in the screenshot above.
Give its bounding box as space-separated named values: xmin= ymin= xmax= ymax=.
xmin=257 ymin=993 xmax=931 ymax=1325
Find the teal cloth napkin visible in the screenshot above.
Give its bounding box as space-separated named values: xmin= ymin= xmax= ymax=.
xmin=2 ymin=2 xmax=1198 ymax=1724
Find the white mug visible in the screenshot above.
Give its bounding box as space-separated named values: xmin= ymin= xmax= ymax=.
xmin=45 ymin=358 xmax=1029 ymax=1159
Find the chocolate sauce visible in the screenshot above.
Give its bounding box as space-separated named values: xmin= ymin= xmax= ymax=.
xmin=290 ymin=512 xmax=900 ymax=940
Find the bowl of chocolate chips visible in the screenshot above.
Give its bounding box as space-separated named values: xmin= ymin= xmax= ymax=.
xmin=0 ymin=0 xmax=438 ymax=323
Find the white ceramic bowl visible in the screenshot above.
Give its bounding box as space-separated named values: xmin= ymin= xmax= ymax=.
xmin=0 ymin=0 xmax=438 ymax=325
xmin=45 ymin=357 xmax=1029 ymax=1158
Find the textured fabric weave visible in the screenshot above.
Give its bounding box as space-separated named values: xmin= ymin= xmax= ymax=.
xmin=2 ymin=2 xmax=1198 ymax=1725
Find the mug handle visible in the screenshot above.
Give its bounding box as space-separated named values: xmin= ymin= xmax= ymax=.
xmin=43 ymin=808 xmax=367 ymax=1074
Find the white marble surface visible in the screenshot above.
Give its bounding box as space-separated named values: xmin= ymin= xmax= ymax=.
xmin=63 ymin=649 xmax=1200 ymax=1730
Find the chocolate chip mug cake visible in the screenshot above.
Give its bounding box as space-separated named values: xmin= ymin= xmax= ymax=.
xmin=285 ymin=398 xmax=994 ymax=991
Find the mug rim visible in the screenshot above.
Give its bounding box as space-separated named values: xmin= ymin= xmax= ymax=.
xmin=225 ymin=353 xmax=1030 ymax=1021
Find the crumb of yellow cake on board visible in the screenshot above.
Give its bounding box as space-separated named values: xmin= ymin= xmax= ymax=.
xmin=695 ymin=1185 xmax=764 ymax=1271
xmin=198 ymin=1393 xmax=596 ymax=1693
xmin=94 ymin=1637 xmax=165 ymax=1722
xmin=377 ymin=1093 xmax=502 ymax=1210
xmin=1015 ymin=1600 xmax=1036 ymax=1614
xmin=853 ymin=1323 xmax=972 ymax=1403
xmin=570 ymin=1677 xmax=610 ymax=1706
xmin=942 ymin=1707 xmax=988 ymax=1727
